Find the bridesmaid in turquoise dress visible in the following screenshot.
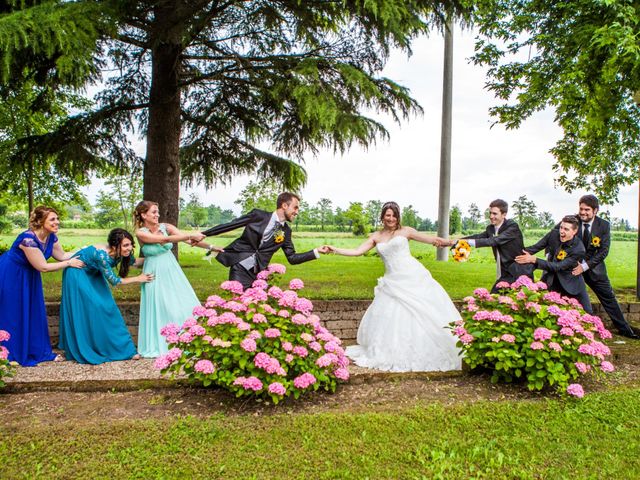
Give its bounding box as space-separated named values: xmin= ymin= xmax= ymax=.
xmin=0 ymin=206 xmax=84 ymax=366
xmin=134 ymin=201 xmax=222 ymax=357
xmin=58 ymin=228 xmax=154 ymax=364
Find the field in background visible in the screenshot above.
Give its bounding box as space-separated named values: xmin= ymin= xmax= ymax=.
xmin=1 ymin=229 xmax=637 ymax=302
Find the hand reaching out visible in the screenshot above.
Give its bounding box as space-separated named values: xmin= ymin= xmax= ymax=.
xmin=515 ymin=250 xmax=536 ymax=264
xmin=317 ymin=245 xmax=332 ymax=254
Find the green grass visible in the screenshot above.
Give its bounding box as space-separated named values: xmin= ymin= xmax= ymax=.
xmin=1 ymin=230 xmax=637 ymax=301
xmin=1 ymin=388 xmax=639 ymax=479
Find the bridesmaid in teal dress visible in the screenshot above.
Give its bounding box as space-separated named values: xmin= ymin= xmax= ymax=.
xmin=58 ymin=228 xmax=154 ymax=364
xmin=134 ymin=201 xmax=223 ymax=357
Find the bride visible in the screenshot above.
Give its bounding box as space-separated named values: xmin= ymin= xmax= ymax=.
xmin=328 ymin=202 xmax=462 ymax=372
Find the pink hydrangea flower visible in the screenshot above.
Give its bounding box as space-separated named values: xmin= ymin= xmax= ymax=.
xmin=294 ymin=297 xmax=314 ymax=314
xmin=268 ymin=263 xmax=286 ymax=274
xmin=491 ymin=337 xmax=500 ymax=343
xmin=154 ymin=355 xmax=171 ymax=370
xmin=220 ymin=280 xmax=245 ymax=294
xmin=307 ymin=314 xmax=321 ymax=326
xmin=525 ymin=302 xmax=541 ymax=313
xmin=285 ymin=354 xmax=294 ymax=363
xmin=574 ymin=362 xmax=591 ymax=374
xmin=205 ymin=295 xmax=226 ymax=307
xmin=267 ymin=286 xmax=283 ymax=299
xmin=473 ymin=287 xmax=492 ymax=300
xmin=240 ymin=338 xmax=257 ymax=352
xmin=0 ymin=330 xmax=11 ymax=342
xmin=160 ymin=323 xmax=181 ymax=337
xmin=534 ymin=327 xmax=554 ymax=341
xmin=566 ymin=383 xmax=584 ymax=398
xmin=308 ymin=341 xmax=322 ymax=352
xmin=268 ymin=382 xmax=286 ymax=396
xmin=282 ymin=341 xmax=293 ymax=352
xmin=334 ymin=367 xmax=350 ymax=381
xmin=600 ymin=361 xmax=615 ymax=373
xmin=548 ymin=342 xmax=562 ymax=352
xmin=453 ymin=326 xmax=467 ymax=337
xmin=293 ymin=372 xmax=317 ymax=389
xmin=0 ymin=345 xmax=8 ymax=360
xmin=224 ymin=301 xmax=247 ymax=312
xmin=516 ymin=290 xmax=527 ymax=300
xmin=178 ymin=332 xmax=194 ymax=343
xmin=293 ymin=346 xmax=308 ymax=357
xmin=530 ymin=341 xmax=544 ymax=350
xmin=559 ymin=327 xmax=574 ymax=336
xmin=166 ymin=333 xmax=179 ymax=344
xmin=265 ymin=328 xmax=281 ymax=338
xmin=248 ymin=330 xmax=262 ymax=340
xmin=182 ymin=317 xmax=198 ymax=329
xmin=460 ymin=334 xmax=474 ymax=345
xmin=495 ymin=281 xmax=511 ymax=290
xmin=194 ymin=359 xmax=215 ymax=374
xmin=236 ymin=321 xmax=251 ymax=331
xmin=277 ymin=309 xmax=290 ymax=318
xmin=501 ymin=334 xmax=516 ymax=343
xmin=291 ymin=313 xmax=308 ymax=325
xmin=300 ymin=333 xmax=313 ymax=343
xmin=316 ymin=353 xmax=338 ymax=367
xmin=256 ymin=269 xmax=272 ymax=280
xmin=324 ymin=341 xmax=340 ymax=353
xmin=252 ymin=313 xmax=267 ymax=324
xmin=289 ymin=278 xmax=304 ymax=290
xmin=189 ymin=325 xmax=206 ymax=336
xmin=252 ymin=279 xmax=268 ymax=290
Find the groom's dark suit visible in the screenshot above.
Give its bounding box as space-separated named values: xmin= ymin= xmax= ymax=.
xmin=464 ymin=219 xmax=533 ymax=292
xmin=201 ymin=209 xmax=317 ymax=288
xmin=525 ymin=230 xmax=592 ymax=313
xmin=576 ymin=216 xmax=635 ymax=335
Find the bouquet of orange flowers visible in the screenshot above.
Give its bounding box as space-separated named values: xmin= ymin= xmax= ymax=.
xmin=451 ymin=239 xmax=471 ymax=262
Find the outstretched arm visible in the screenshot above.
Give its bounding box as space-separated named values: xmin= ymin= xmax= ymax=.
xmin=328 ymin=237 xmax=376 ymax=257
xmin=406 ymin=227 xmax=448 ymax=247
xmin=201 ymin=210 xmax=259 ymax=237
xmin=136 ymin=224 xmax=204 ymax=245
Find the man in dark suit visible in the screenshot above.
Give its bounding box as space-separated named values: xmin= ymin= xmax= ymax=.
xmin=461 ymin=199 xmax=533 ymax=293
xmin=200 ymin=192 xmax=329 ymax=289
xmin=516 ymin=215 xmax=592 ymax=313
xmin=571 ymin=195 xmax=638 ymax=339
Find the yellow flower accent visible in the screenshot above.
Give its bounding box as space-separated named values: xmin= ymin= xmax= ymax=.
xmin=451 ymin=240 xmax=471 ymax=263
xmin=556 ymin=250 xmax=567 ymax=260
xmin=590 ymin=236 xmax=601 ymax=248
xmin=274 ymin=230 xmax=285 ymax=244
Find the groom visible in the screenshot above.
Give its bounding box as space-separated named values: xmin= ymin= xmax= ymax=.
xmin=201 ymin=192 xmax=329 ymax=289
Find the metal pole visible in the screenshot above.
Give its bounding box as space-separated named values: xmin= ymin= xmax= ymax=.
xmin=437 ymin=19 xmax=453 ymax=261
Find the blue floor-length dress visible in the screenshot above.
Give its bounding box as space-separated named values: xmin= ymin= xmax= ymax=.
xmin=0 ymin=231 xmax=57 ymax=366
xmin=58 ymin=246 xmax=137 ymax=364
xmin=137 ymin=224 xmax=200 ymax=357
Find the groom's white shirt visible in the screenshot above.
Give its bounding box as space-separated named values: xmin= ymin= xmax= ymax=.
xmin=579 ymin=219 xmax=594 ymax=272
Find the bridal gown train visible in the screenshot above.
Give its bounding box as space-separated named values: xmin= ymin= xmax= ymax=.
xmin=345 ymin=235 xmax=462 ymax=372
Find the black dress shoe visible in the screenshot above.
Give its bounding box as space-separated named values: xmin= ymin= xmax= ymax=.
xmin=618 ymin=329 xmax=640 ymax=339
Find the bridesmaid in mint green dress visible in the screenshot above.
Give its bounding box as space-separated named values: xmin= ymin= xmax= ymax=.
xmin=134 ymin=201 xmax=223 ymax=357
xmin=59 ymin=229 xmax=154 ymax=364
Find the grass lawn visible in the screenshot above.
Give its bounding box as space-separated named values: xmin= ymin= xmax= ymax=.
xmin=1 ymin=387 xmax=639 ymax=479
xmin=1 ymin=229 xmax=637 ymax=301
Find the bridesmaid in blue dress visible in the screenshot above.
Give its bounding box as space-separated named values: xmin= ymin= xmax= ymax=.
xmin=134 ymin=201 xmax=222 ymax=357
xmin=58 ymin=228 xmax=154 ymax=364
xmin=0 ymin=206 xmax=84 ymax=366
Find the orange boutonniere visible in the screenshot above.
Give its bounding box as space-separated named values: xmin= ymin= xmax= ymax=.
xmin=556 ymin=250 xmax=567 ymax=260
xmin=590 ymin=236 xmax=601 ymax=248
xmin=274 ymin=229 xmax=285 ymax=244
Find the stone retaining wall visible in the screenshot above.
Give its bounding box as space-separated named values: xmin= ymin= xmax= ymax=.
xmin=45 ymin=301 xmax=638 ymax=346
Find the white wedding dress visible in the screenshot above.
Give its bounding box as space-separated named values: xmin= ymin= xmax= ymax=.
xmin=346 ymin=236 xmax=462 ymax=372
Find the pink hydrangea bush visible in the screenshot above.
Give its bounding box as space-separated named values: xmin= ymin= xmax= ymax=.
xmin=0 ymin=329 xmax=16 ymax=388
xmin=450 ymin=276 xmax=615 ymax=397
xmin=156 ymin=264 xmax=350 ymax=403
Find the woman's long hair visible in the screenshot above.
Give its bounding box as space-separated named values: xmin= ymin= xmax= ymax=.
xmin=379 ymin=201 xmax=402 ymax=231
xmin=107 ymin=228 xmax=135 ymax=278
xmin=133 ymin=200 xmax=159 ymax=228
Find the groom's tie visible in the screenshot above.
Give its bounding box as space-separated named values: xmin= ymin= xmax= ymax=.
xmin=582 ymin=223 xmax=591 ymax=246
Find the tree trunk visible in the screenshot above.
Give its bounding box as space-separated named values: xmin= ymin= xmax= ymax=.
xmin=144 ymin=6 xmax=183 ymax=254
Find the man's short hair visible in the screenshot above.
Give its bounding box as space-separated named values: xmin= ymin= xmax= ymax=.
xmin=579 ymin=194 xmax=599 ymax=211
xmin=561 ymin=215 xmax=579 ymax=230
xmin=277 ymin=192 xmax=300 ymax=208
xmin=489 ymin=199 xmax=508 ymax=214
